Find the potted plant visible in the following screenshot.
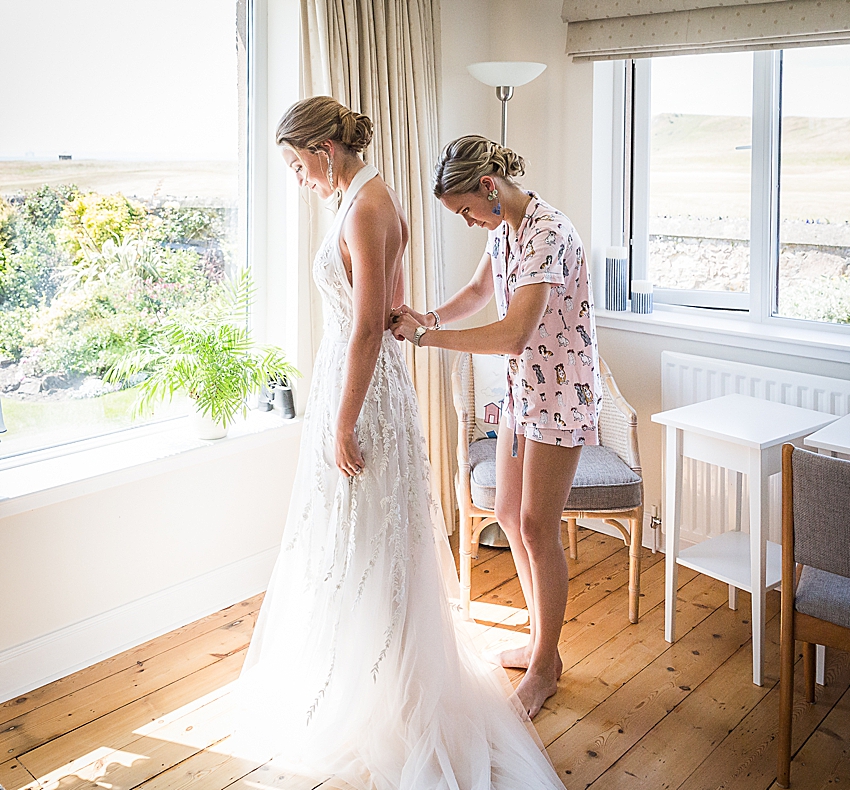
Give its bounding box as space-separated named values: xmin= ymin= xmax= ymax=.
xmin=107 ymin=271 xmax=299 ymax=439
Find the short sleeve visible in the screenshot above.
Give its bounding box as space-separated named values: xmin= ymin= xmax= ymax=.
xmin=487 ymin=228 xmax=500 ymax=261
xmin=514 ymin=226 xmax=568 ymax=288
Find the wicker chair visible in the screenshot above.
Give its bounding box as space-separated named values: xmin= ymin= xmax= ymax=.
xmin=777 ymin=445 xmax=850 ymax=788
xmin=451 ymin=353 xmax=644 ymax=622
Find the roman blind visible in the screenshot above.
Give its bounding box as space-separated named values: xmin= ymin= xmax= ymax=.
xmin=561 ymin=0 xmax=850 ymax=60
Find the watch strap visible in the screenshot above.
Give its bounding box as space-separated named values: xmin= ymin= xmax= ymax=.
xmin=413 ymin=325 xmax=428 ymax=347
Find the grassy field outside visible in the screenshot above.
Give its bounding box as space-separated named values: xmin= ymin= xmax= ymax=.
xmin=0 ymin=159 xmax=238 ymax=204
xmin=648 ymin=113 xmax=850 ymax=322
xmin=0 ymin=388 xmax=186 ymax=458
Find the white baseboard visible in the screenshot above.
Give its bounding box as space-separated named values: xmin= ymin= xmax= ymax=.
xmin=0 ymin=546 xmax=279 ymax=703
xmin=576 ymin=514 xmax=664 ymax=553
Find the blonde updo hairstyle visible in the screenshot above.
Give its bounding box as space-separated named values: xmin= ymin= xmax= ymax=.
xmin=433 ymin=135 xmax=525 ymax=198
xmin=275 ymin=96 xmax=373 ymax=155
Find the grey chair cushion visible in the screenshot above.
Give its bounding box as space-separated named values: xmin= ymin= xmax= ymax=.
xmin=469 ymin=439 xmax=498 ymax=510
xmin=468 ymin=440 xmax=642 ymax=512
xmin=795 ymin=565 xmax=850 ymax=629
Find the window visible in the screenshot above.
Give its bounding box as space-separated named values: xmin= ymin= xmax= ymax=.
xmin=776 ymin=46 xmax=850 ymax=325
xmin=629 ymin=45 xmax=850 ymax=328
xmin=0 ymin=0 xmax=247 ymax=459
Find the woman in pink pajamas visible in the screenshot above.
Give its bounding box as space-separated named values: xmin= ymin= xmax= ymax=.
xmin=392 ymin=135 xmax=602 ymax=718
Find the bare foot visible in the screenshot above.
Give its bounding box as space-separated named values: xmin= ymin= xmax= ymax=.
xmin=498 ymin=646 xmax=531 ymax=669
xmin=499 ymin=648 xmax=564 ymax=681
xmin=516 ymin=670 xmax=558 ymax=719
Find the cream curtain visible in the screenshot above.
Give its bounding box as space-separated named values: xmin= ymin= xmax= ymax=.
xmin=298 ymin=0 xmax=457 ymax=531
xmin=562 ymin=0 xmax=850 ymax=60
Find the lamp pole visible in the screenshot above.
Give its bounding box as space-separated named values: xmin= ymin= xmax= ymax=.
xmin=496 ymin=85 xmax=514 ymax=146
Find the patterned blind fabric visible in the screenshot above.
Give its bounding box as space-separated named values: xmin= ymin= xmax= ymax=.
xmin=561 ymin=0 xmax=850 ymax=60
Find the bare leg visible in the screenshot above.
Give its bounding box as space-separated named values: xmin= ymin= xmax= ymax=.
xmin=493 ymin=427 xmax=538 ymax=670
xmin=515 ymin=439 xmax=581 ymax=718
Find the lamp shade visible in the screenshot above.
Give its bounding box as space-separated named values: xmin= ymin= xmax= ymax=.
xmin=467 ymin=61 xmax=546 ymax=87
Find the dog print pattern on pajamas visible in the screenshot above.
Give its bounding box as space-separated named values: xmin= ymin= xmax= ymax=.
xmin=488 ymin=193 xmax=602 ymax=447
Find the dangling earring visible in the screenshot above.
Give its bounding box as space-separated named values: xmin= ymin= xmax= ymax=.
xmin=487 ymin=187 xmax=501 ymax=215
xmin=326 ymin=155 xmax=335 ymax=192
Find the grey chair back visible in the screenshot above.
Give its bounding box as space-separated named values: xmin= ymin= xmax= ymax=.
xmin=791 ymin=447 xmax=850 ymax=578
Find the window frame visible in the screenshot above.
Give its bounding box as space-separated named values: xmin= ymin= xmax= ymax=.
xmin=627 ymin=48 xmax=850 ymax=337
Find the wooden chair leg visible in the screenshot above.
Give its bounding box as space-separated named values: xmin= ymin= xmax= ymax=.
xmin=471 ymin=520 xmax=483 ymax=561
xmin=628 ymin=513 xmax=642 ymax=624
xmin=803 ymin=641 xmax=816 ymax=703
xmin=777 ymin=612 xmax=795 ymax=788
xmin=460 ymin=516 xmax=473 ymax=619
xmin=567 ymin=517 xmax=578 ymax=561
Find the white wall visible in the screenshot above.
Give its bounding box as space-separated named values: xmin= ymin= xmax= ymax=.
xmin=0 ymin=428 xmax=301 ymax=701
xmin=438 ymin=0 xmax=596 ymax=319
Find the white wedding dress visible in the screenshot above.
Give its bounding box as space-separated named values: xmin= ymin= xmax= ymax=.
xmin=235 ymin=165 xmax=565 ymax=790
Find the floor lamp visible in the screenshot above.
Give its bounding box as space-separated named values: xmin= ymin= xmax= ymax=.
xmin=465 ymin=62 xmax=546 ymax=548
xmin=467 ymin=61 xmax=546 ymax=146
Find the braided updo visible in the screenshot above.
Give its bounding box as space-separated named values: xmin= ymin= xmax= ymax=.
xmin=433 ymin=135 xmax=525 ymax=198
xmin=276 ymin=96 xmax=373 ymax=154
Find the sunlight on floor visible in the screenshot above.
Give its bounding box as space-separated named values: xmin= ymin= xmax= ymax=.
xmin=24 ymin=747 xmax=148 ymax=790
xmin=20 ymin=610 xmax=531 ymax=790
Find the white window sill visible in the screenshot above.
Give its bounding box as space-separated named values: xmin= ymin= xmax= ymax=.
xmin=595 ymin=306 xmax=850 ymax=364
xmin=0 ymin=411 xmax=301 ymax=518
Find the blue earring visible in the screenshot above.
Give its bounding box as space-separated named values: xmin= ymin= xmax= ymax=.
xmin=487 ymin=188 xmax=501 ymax=215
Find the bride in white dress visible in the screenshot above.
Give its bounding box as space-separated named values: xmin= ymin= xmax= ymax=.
xmin=235 ymin=96 xmax=565 ymax=790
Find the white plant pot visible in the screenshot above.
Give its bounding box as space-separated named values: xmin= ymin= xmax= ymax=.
xmin=189 ymin=399 xmax=229 ymax=440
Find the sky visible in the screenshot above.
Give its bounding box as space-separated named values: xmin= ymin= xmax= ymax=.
xmin=0 ymin=0 xmax=239 ymax=160
xmin=651 ymin=45 xmax=850 ymax=118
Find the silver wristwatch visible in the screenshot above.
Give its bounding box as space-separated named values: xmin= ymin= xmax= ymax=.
xmin=413 ymin=325 xmax=428 ymax=347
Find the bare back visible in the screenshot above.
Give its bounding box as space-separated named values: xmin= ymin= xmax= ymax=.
xmin=339 ymin=173 xmax=409 ymax=330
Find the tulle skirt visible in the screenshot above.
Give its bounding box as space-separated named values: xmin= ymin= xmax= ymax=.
xmin=233 ymin=331 xmax=565 ymax=789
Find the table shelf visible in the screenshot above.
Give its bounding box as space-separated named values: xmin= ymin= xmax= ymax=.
xmin=677 ymin=531 xmax=782 ymax=592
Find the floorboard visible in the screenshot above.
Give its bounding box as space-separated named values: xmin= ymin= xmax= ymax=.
xmin=4 ymin=526 xmax=846 ymax=790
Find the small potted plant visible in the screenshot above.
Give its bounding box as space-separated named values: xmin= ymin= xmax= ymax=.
xmin=107 ymin=271 xmax=299 ymax=439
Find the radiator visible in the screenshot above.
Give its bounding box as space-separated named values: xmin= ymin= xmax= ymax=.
xmin=660 ymin=351 xmax=850 ymax=544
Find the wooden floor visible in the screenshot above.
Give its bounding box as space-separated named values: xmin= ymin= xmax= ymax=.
xmin=2 ymin=527 xmax=849 ymax=790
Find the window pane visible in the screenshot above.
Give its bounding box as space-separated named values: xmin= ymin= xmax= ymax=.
xmin=776 ymin=45 xmax=850 ymax=325
xmin=648 ymin=52 xmax=753 ymax=295
xmin=0 ymin=0 xmax=243 ymax=458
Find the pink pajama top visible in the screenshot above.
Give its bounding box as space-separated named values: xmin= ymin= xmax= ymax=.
xmin=488 ymin=193 xmax=602 ymax=447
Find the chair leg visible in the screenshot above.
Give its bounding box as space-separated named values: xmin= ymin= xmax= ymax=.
xmin=471 ymin=528 xmax=481 ymax=560
xmin=460 ymin=517 xmax=473 ymax=619
xmin=628 ymin=514 xmax=642 ymax=624
xmin=803 ymin=641 xmax=816 ymax=703
xmin=777 ymin=614 xmax=795 ymax=788
xmin=567 ymin=517 xmax=578 ymax=561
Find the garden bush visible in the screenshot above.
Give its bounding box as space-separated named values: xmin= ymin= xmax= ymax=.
xmin=0 ymin=185 xmax=229 ymax=381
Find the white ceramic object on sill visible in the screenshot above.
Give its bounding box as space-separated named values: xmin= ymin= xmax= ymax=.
xmin=189 ymin=398 xmax=228 ymax=440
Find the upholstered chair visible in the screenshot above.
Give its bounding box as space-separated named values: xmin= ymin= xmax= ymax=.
xmin=452 ymin=353 xmax=644 ymax=622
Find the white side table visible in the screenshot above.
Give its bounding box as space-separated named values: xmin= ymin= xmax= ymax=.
xmin=805 ymin=413 xmax=850 ymax=458
xmin=652 ymin=394 xmax=836 ymax=686
xmin=803 ymin=413 xmax=850 ymax=685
